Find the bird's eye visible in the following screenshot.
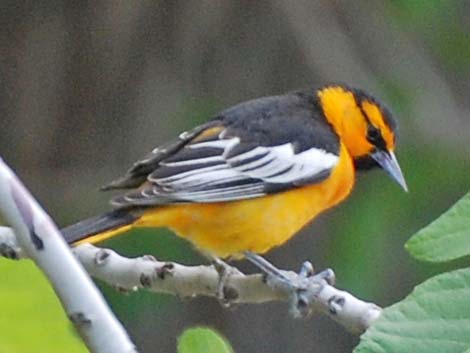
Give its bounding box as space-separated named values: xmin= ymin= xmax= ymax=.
xmin=367 ymin=126 xmax=386 ymax=149
xmin=367 ymin=126 xmax=380 ymax=141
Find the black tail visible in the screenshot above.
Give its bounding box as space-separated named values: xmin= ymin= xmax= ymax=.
xmin=61 ymin=209 xmax=137 ymax=244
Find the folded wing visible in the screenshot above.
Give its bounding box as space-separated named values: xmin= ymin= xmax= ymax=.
xmin=110 ymin=124 xmax=339 ymax=207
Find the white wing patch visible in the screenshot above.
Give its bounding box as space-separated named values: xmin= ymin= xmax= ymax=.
xmin=141 ymin=137 xmax=338 ymax=201
xmin=117 ymin=133 xmax=339 ymax=206
xmin=227 ymin=143 xmax=338 ymax=184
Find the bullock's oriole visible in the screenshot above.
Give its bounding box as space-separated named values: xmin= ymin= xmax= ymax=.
xmin=62 ymin=85 xmax=407 ymax=259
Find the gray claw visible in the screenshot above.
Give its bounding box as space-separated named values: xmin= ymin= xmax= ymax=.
xmin=244 ymin=252 xmax=333 ymax=318
xmin=299 ymin=261 xmax=315 ymax=278
xmin=0 ymin=243 xmax=20 ymax=260
xmin=212 ymin=258 xmax=241 ymax=305
xmin=316 ymin=268 xmax=336 ymax=285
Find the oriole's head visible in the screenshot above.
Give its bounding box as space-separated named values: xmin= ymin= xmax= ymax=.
xmin=317 ymin=85 xmax=407 ymax=191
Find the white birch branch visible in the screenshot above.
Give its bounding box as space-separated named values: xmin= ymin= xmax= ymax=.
xmin=0 ymin=225 xmax=381 ymax=334
xmin=0 ymin=158 xmax=137 ymax=353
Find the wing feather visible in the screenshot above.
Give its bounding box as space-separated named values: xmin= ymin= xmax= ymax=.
xmin=107 ymin=91 xmax=342 ymax=208
xmin=111 ymin=132 xmax=339 ymax=208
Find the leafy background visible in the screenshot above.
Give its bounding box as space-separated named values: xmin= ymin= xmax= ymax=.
xmin=1 ymin=1 xmax=469 ymax=353
xmin=355 ymin=193 xmax=470 ymax=353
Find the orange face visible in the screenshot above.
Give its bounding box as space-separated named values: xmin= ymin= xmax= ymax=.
xmin=361 ymin=100 xmax=395 ymax=151
xmin=317 ymin=85 xmax=396 ymax=159
xmin=318 ymin=85 xmax=407 ymax=191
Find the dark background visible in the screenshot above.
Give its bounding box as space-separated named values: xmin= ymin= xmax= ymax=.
xmin=1 ymin=1 xmax=469 ymax=352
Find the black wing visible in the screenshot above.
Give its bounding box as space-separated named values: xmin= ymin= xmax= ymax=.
xmin=106 ymin=91 xmax=341 ymax=208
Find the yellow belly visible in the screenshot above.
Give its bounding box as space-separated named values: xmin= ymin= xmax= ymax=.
xmin=135 ymin=144 xmax=355 ymax=258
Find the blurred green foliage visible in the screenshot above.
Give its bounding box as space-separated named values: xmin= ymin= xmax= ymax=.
xmin=406 ymin=193 xmax=470 ymax=262
xmin=177 ymin=327 xmax=234 ymax=353
xmin=0 ymin=260 xmax=86 ymax=353
xmin=355 ymin=268 xmax=470 ymax=353
xmin=356 ymin=193 xmax=470 ymax=353
xmin=389 ymin=1 xmax=470 ymax=72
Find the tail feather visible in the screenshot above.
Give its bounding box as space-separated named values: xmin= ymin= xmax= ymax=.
xmin=61 ymin=209 xmax=137 ymax=245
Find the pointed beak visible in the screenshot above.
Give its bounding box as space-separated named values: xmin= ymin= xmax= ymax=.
xmin=371 ymin=150 xmax=408 ymax=192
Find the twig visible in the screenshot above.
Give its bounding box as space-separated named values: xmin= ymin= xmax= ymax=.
xmin=0 ymin=226 xmax=381 ymax=334
xmin=0 ymin=158 xmax=137 ymax=353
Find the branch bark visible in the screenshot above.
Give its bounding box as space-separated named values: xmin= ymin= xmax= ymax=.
xmin=0 ymin=158 xmax=137 ymax=353
xmin=0 ymin=225 xmax=381 ymax=334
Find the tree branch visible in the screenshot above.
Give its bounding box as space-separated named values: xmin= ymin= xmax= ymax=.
xmin=0 ymin=158 xmax=137 ymax=353
xmin=0 ymin=225 xmax=381 ymax=334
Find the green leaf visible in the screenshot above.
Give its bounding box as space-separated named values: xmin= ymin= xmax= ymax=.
xmin=0 ymin=259 xmax=87 ymax=353
xmin=354 ymin=268 xmax=470 ymax=353
xmin=177 ymin=327 xmax=234 ymax=353
xmin=405 ymin=192 xmax=470 ymax=262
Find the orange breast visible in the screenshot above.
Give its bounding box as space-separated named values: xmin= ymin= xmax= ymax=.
xmin=136 ymin=144 xmax=355 ymax=258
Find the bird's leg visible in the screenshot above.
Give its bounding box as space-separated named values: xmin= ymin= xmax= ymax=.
xmin=244 ymin=252 xmax=335 ymax=317
xmin=209 ymin=256 xmax=243 ymax=305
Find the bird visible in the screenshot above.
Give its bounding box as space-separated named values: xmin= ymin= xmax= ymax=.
xmin=62 ymin=84 xmax=407 ymax=263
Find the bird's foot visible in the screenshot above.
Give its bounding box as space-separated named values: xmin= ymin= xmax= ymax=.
xmin=211 ymin=257 xmax=243 ymax=306
xmin=244 ymin=252 xmax=335 ymax=318
xmin=0 ymin=241 xmax=23 ymax=260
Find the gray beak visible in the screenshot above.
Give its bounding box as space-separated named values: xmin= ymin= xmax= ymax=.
xmin=371 ymin=150 xmax=408 ymax=192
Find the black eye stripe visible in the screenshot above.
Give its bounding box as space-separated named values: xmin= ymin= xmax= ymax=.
xmin=367 ymin=126 xmax=380 ymax=138
xmin=354 ymin=94 xmax=391 ymax=151
xmin=357 ymin=99 xmax=379 ymax=136
xmin=367 ymin=125 xmax=387 ymax=150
